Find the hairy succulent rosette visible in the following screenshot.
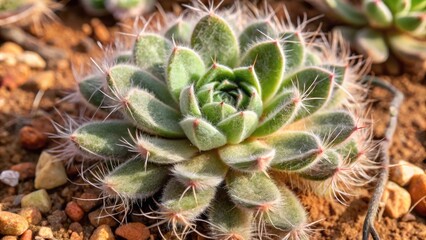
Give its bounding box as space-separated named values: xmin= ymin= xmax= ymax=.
xmin=54 ymin=2 xmax=375 ymax=239
xmin=80 ymin=0 xmax=155 ymax=19
xmin=309 ymin=0 xmax=426 ymax=65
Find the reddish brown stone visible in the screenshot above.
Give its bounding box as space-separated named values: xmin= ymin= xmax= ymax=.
xmin=65 ymin=201 xmax=84 ymax=222
xmin=115 ymin=222 xmax=150 ymax=240
xmin=19 ymin=126 xmax=47 ymax=150
xmin=10 ymin=163 xmax=36 ymax=180
xmin=19 ymin=230 xmax=32 ymax=240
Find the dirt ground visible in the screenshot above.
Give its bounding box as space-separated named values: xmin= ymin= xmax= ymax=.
xmin=0 ymin=1 xmax=425 ymax=239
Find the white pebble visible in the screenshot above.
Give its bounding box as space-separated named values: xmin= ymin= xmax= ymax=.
xmin=0 ymin=170 xmax=20 ymax=187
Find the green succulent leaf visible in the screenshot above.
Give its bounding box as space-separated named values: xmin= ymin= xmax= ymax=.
xmin=304 ymin=110 xmax=356 ymax=146
xmin=241 ymin=40 xmax=285 ymax=102
xmin=201 ymin=102 xmax=237 ymax=125
xmin=363 ymin=0 xmax=393 ymax=28
xmin=165 ymin=21 xmax=192 ymax=44
xmin=132 ymin=134 xmax=199 ymax=164
xmin=72 ymin=121 xmax=136 ymax=159
xmin=107 ymin=64 xmax=175 ymax=106
xmin=191 ymin=14 xmax=239 ymax=67
xmin=324 ymin=0 xmax=368 ymax=26
xmin=103 ymin=158 xmax=169 ymax=199
xmin=179 ymin=84 xmax=202 ymax=117
xmin=411 ymin=0 xmax=426 ymax=11
xmin=297 ymin=150 xmax=340 ymax=181
xmin=395 ymin=12 xmax=426 ymax=38
xmin=195 ymin=64 xmax=234 ymax=89
xmin=281 ymin=31 xmax=305 ymax=70
xmin=355 ymin=28 xmax=389 ymax=64
xmin=226 ymin=171 xmax=281 ymax=209
xmin=133 ymin=34 xmax=172 ymax=79
xmin=387 ymin=32 xmax=426 ymax=62
xmin=218 ymin=140 xmax=275 ymax=172
xmin=264 ymin=131 xmax=322 ymax=171
xmin=167 ymin=47 xmax=205 ymax=101
xmin=209 ymin=192 xmax=253 ymax=240
xmin=78 ymin=75 xmax=106 ymax=109
xmin=160 ymin=178 xmax=216 ymax=220
xmin=217 ymin=111 xmax=259 ymax=144
xmin=336 ymin=138 xmax=361 ymax=163
xmin=179 ymin=117 xmax=227 ymax=151
xmin=233 ymin=66 xmax=262 ymax=96
xmin=172 ymin=152 xmax=228 ymax=189
xmin=123 ymin=88 xmax=184 ymax=138
xmin=383 ymin=0 xmax=411 ymax=14
xmin=239 ymin=21 xmax=276 ymax=52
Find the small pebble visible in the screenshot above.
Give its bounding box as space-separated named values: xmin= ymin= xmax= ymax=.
xmin=70 ymin=232 xmax=84 ymax=240
xmin=30 ymin=71 xmax=55 ymax=91
xmin=20 ymin=230 xmax=33 ymax=240
xmin=35 ymin=151 xmax=67 ymax=190
xmin=0 ymin=42 xmax=23 ymax=54
xmin=10 ymin=163 xmax=36 ymax=180
xmin=401 ymin=213 xmax=416 ymax=222
xmin=47 ymin=210 xmax=67 ymax=229
xmin=65 ymin=201 xmax=84 ymax=222
xmin=0 ymin=211 xmax=29 ymax=236
xmin=19 ymin=126 xmax=47 ymax=150
xmin=18 ymin=207 xmax=42 ymax=225
xmin=90 ymin=225 xmax=115 ymax=240
xmin=91 ymin=18 xmax=110 ymax=43
xmin=88 ymin=209 xmax=118 ymax=227
xmin=1 ymin=236 xmax=17 ymax=240
xmin=408 ymin=174 xmax=426 ymax=216
xmin=0 ymin=170 xmax=20 ymax=187
xmin=382 ymin=181 xmax=411 ymax=218
xmin=21 ymin=189 xmax=52 ymax=213
xmin=76 ymin=192 xmax=100 ymax=212
xmin=390 ymin=160 xmax=423 ymax=186
xmin=37 ymin=227 xmax=54 ymax=239
xmin=115 ymin=222 xmax=150 ymax=240
xmin=17 ymin=51 xmax=46 ymax=69
xmin=69 ymin=222 xmax=84 ymax=234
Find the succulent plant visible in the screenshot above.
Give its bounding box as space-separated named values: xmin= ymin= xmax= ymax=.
xmin=54 ymin=2 xmax=374 ymax=239
xmin=80 ymin=0 xmax=156 ymax=20
xmin=0 ymin=0 xmax=60 ymax=26
xmin=309 ymin=0 xmax=426 ymax=65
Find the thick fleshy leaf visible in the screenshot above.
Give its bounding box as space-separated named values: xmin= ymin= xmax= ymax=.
xmin=165 ymin=21 xmax=192 ymax=44
xmin=209 ymin=192 xmax=253 ymax=240
xmin=107 ymin=64 xmax=175 ymax=106
xmin=395 ymin=12 xmax=426 ymax=38
xmin=252 ymin=90 xmax=298 ymax=137
xmin=160 ymin=178 xmax=216 ymax=220
xmin=191 ymin=14 xmax=239 ymax=67
xmin=322 ymin=0 xmax=368 ymax=25
xmin=179 ymin=85 xmax=202 ymax=117
xmin=196 ymin=82 xmax=216 ymax=106
xmin=322 ymin=64 xmax=349 ymax=108
xmin=411 ymin=0 xmax=426 ymax=11
xmin=201 ymin=102 xmax=237 ymax=124
xmin=133 ymin=34 xmax=172 ymax=79
xmin=239 ymin=21 xmax=275 ymax=52
xmin=78 ymin=75 xmax=106 ymax=109
xmin=102 ymin=159 xmax=169 ymax=199
xmin=336 ymin=138 xmax=360 ymax=163
xmin=241 ymin=40 xmax=285 ymax=102
xmin=218 ymin=140 xmax=275 ymax=172
xmin=167 ymin=47 xmax=205 ymax=101
xmin=217 ymin=111 xmax=258 ymax=144
xmin=179 ymin=117 xmax=227 ymax=150
xmin=280 ymin=66 xmax=334 ymax=119
xmin=72 ymin=121 xmax=136 ymax=159
xmin=226 ymin=172 xmax=281 ymax=209
xmin=297 ymin=150 xmax=340 ymax=181
xmin=263 ymin=185 xmax=307 ymax=232
xmin=124 ymin=88 xmax=184 ymax=138
xmin=383 ymin=0 xmax=411 ymax=14
xmin=387 ymin=33 xmax=426 ymax=62
xmin=281 ymin=31 xmax=305 ymax=70
xmin=195 ymin=64 xmax=234 ymax=89
xmin=354 ymin=28 xmax=389 ymax=64
xmin=363 ymin=0 xmax=393 ymax=28
xmin=133 ymin=134 xmax=199 ymax=164
xmin=172 ymin=152 xmax=228 ymax=189
xmin=264 ymin=131 xmax=322 ymax=171
xmin=304 ymin=50 xmax=322 ymax=65
xmin=304 ymin=110 xmax=356 ymax=146
xmin=233 ymin=66 xmax=262 ymax=95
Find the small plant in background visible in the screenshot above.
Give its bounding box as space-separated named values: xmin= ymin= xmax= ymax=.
xmin=0 ymin=0 xmax=60 ymax=27
xmin=80 ymin=0 xmax=156 ymax=20
xmin=309 ymin=0 xmax=426 ymax=66
xmin=54 ymin=2 xmax=376 ymax=239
